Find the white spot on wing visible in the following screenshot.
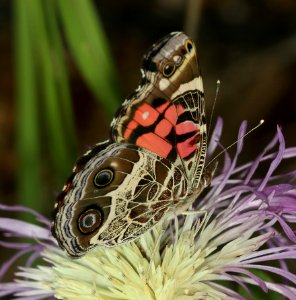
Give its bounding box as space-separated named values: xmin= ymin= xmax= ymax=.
xmin=142 ymin=111 xmax=149 ymax=120
xmin=159 ymin=78 xmax=170 ymax=91
xmin=84 ymin=149 xmax=91 ymax=156
xmin=122 ymin=99 xmax=129 ymax=106
xmin=141 ymin=69 xmax=145 ymax=78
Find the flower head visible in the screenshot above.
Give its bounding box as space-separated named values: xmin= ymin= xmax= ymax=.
xmin=1 ymin=119 xmax=296 ymax=299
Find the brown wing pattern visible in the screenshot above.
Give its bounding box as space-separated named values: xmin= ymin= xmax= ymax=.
xmin=111 ymin=32 xmax=207 ymax=189
xmin=52 ymin=32 xmax=208 ymax=257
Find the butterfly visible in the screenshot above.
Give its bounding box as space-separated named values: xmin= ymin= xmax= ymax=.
xmin=52 ymin=32 xmax=209 ymax=257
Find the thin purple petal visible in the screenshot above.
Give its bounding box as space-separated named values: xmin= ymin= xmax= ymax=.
xmin=223 ymin=266 xmax=268 ymax=292
xmin=207 ymin=117 xmax=223 ymax=158
xmin=239 ymin=264 xmax=296 ymax=284
xmin=0 ymin=247 xmax=33 ymax=280
xmin=0 ymin=204 xmax=50 ymax=227
xmin=258 ymin=127 xmax=285 ymax=191
xmin=0 ymin=218 xmax=51 ymax=241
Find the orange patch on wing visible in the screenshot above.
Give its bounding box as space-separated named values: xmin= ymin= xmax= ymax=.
xmin=134 ymin=103 xmax=159 ymax=127
xmin=164 ymin=105 xmax=178 ymax=124
xmin=124 ymin=120 xmax=138 ymax=140
xmin=136 ymin=133 xmax=172 ymax=158
xmin=155 ymin=119 xmax=173 ymax=138
xmin=156 ymin=101 xmax=170 ymax=113
xmin=177 ymin=134 xmax=199 ymax=158
xmin=176 ymin=104 xmax=185 ymax=115
xmin=163 ymin=104 xmax=185 ymax=125
xmin=176 ymin=121 xmax=198 ymax=135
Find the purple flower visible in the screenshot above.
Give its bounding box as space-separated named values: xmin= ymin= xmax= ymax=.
xmin=1 ymin=119 xmax=296 ymax=299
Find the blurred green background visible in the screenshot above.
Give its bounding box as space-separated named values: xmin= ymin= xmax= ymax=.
xmin=0 ymin=0 xmax=296 ymax=217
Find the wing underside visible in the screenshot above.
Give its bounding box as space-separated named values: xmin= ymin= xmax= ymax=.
xmin=111 ymin=32 xmax=207 ymax=189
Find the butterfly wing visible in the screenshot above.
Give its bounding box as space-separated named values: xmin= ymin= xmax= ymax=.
xmin=53 ymin=142 xmax=187 ymax=257
xmin=53 ymin=32 xmax=207 ymax=257
xmin=111 ymin=32 xmax=207 ymax=190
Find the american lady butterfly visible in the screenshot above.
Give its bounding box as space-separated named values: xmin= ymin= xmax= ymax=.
xmin=52 ymin=32 xmax=208 ymax=257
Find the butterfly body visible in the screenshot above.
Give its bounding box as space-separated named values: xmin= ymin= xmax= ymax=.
xmin=52 ymin=32 xmax=208 ymax=257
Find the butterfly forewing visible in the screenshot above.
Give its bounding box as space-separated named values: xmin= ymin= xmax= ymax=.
xmin=111 ymin=32 xmax=207 ymax=189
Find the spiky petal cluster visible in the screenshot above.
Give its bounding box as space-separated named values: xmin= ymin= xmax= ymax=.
xmin=1 ymin=119 xmax=296 ymax=299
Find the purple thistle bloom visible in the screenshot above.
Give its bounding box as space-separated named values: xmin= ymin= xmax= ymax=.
xmin=1 ymin=119 xmax=296 ymax=299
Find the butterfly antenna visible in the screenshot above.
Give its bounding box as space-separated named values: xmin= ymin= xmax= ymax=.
xmin=206 ymin=119 xmax=265 ymax=168
xmin=208 ymin=80 xmax=221 ymax=135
